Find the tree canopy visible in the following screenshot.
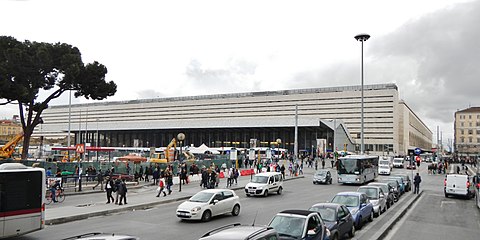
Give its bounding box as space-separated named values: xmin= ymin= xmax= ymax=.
xmin=0 ymin=36 xmax=117 ymax=158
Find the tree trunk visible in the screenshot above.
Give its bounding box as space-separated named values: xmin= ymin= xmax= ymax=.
xmin=21 ymin=128 xmax=33 ymax=159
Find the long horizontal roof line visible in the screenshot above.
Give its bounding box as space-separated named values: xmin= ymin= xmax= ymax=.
xmin=50 ymin=83 xmax=398 ymax=108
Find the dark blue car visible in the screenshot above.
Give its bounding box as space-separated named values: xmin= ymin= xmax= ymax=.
xmin=309 ymin=203 xmax=355 ymax=240
xmin=331 ymin=192 xmax=373 ymax=229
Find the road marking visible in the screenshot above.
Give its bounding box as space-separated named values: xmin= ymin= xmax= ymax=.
xmin=440 ymin=201 xmax=456 ymax=208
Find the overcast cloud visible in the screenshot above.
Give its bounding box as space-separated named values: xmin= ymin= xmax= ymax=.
xmin=1 ymin=0 xmax=478 ymax=148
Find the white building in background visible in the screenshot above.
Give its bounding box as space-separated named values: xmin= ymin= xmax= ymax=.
xmin=34 ymin=83 xmax=432 ymax=156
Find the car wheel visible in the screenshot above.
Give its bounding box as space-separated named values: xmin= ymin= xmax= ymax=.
xmin=263 ymin=190 xmax=269 ymax=197
xmin=232 ymin=204 xmax=240 ymax=216
xmin=331 ymin=233 xmax=338 ymax=240
xmin=201 ymin=210 xmax=212 ymax=222
xmin=368 ymin=211 xmax=374 ymax=222
xmin=356 ymin=218 xmax=363 ymax=230
xmin=444 ymin=192 xmax=449 ymax=198
xmin=348 ymin=225 xmax=356 ymax=237
xmin=277 ymin=187 xmax=283 ymax=195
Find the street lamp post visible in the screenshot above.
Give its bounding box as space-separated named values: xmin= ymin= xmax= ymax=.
xmin=354 ymin=33 xmax=370 ymax=155
xmin=177 ymin=133 xmax=185 ymax=192
xmin=276 ymin=138 xmax=282 ymax=162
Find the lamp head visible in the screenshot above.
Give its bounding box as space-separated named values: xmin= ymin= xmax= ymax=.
xmin=354 ymin=33 xmax=370 ymax=42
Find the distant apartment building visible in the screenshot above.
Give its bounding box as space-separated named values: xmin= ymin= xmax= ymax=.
xmin=35 ymin=83 xmax=432 ymax=156
xmin=0 ymin=118 xmax=22 ymax=143
xmin=454 ymin=107 xmax=480 ymax=158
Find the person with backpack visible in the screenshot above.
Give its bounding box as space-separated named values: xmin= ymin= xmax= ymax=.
xmin=114 ymin=177 xmax=124 ymax=205
xmin=156 ymin=178 xmax=166 ymax=197
xmin=120 ymin=179 xmax=128 ymax=204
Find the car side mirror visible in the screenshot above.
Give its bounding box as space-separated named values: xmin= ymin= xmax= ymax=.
xmin=360 ymin=203 xmax=366 ymax=208
xmin=379 ymin=193 xmax=385 ymax=198
xmin=212 ymin=199 xmax=219 ymax=205
xmin=307 ymin=230 xmax=316 ymax=236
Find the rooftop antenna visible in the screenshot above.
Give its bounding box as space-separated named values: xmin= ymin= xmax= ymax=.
xmin=252 ymin=210 xmax=259 ymax=226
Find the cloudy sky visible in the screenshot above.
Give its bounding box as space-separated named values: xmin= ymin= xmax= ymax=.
xmin=1 ymin=0 xmax=479 ymax=149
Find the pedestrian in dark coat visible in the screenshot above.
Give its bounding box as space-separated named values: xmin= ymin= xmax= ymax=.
xmin=201 ymin=168 xmax=208 ymax=188
xmin=413 ymin=173 xmax=422 ymax=194
xmin=120 ymin=179 xmax=127 ymax=204
xmin=105 ymin=177 xmax=115 ymax=204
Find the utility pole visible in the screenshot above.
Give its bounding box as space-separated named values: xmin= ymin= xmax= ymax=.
xmin=294 ymin=104 xmax=298 ymax=162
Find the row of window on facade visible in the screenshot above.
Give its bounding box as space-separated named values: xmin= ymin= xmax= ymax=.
xmin=459 ymin=121 xmax=480 ymax=127
xmin=459 ymin=129 xmax=480 ymax=135
xmin=459 ymin=137 xmax=480 ymax=143
xmin=458 ymin=114 xmax=480 ymax=120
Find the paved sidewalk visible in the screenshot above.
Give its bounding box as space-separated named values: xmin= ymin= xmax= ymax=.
xmin=45 ymin=166 xmax=309 ymax=225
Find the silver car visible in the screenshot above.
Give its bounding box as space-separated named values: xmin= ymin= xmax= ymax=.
xmin=357 ymin=186 xmax=387 ymax=217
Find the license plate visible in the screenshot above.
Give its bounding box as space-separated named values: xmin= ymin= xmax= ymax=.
xmin=179 ymin=212 xmax=187 ymax=216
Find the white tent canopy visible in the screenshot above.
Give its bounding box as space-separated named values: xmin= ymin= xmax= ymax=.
xmin=187 ymin=144 xmax=220 ymax=154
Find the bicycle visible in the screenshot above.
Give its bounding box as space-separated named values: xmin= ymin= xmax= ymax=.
xmin=45 ymin=188 xmax=65 ymax=205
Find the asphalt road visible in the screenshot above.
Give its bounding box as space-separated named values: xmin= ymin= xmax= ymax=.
xmin=385 ymin=164 xmax=480 ymax=240
xmin=16 ymin=164 xmax=479 ymax=240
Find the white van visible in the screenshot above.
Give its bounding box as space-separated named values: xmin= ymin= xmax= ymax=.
xmin=245 ymin=172 xmax=283 ymax=197
xmin=444 ymin=174 xmax=474 ymax=199
xmin=392 ymin=158 xmax=404 ymax=168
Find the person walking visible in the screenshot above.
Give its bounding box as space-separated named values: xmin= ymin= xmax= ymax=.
xmin=165 ymin=169 xmax=173 ymax=195
xmin=120 ymin=179 xmax=128 ymax=204
xmin=93 ymin=170 xmax=104 ymax=190
xmin=114 ymin=177 xmax=124 ymax=205
xmin=233 ymin=168 xmax=239 ymax=185
xmin=156 ymin=178 xmax=167 ymax=197
xmin=322 ymin=160 xmax=326 ymax=169
xmin=105 ymin=176 xmax=115 ymax=204
xmin=413 ymin=173 xmax=422 ymax=194
xmin=280 ymin=164 xmax=286 ymax=179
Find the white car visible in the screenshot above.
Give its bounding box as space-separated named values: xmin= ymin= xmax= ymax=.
xmin=444 ymin=174 xmax=475 ymax=199
xmin=176 ymin=189 xmax=241 ymax=221
xmin=357 ymin=186 xmax=387 ymax=217
xmin=378 ymin=165 xmax=391 ymax=175
xmin=245 ymin=172 xmax=284 ymax=197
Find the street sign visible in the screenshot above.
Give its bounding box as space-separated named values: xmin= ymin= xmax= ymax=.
xmin=414 ymin=148 xmax=421 ymax=155
xmin=76 ymin=144 xmax=85 ymax=153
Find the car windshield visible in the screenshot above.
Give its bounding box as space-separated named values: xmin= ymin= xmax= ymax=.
xmin=370 ymin=184 xmax=388 ymax=193
xmin=331 ymin=195 xmax=359 ymax=207
xmin=251 ymin=176 xmax=269 ymax=183
xmin=358 ymin=188 xmax=378 ymax=199
xmin=393 ymin=160 xmax=403 ymax=163
xmin=269 ymin=215 xmax=306 ymax=239
xmin=379 ymin=160 xmax=390 ymax=165
xmin=310 ymin=207 xmax=336 ymax=222
xmin=315 ymin=171 xmax=327 ymax=176
xmin=189 ymin=192 xmax=214 ymax=203
xmin=379 ymin=165 xmax=389 ymax=169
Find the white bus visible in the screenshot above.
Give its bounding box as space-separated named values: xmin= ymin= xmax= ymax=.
xmin=0 ymin=163 xmax=45 ymax=238
xmin=338 ymin=155 xmax=379 ymax=184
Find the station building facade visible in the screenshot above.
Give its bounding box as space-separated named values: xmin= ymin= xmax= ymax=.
xmin=35 ymin=83 xmax=432 ymax=156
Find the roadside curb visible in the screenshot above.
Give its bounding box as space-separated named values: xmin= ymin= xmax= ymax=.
xmin=45 ymin=175 xmax=304 ymax=225
xmin=361 ymin=191 xmax=423 ymax=240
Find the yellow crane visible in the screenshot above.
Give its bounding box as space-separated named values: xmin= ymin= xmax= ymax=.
xmin=150 ymin=138 xmax=177 ymax=163
xmin=0 ymin=132 xmax=24 ymax=160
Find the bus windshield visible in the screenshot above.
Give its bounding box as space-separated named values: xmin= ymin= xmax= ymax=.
xmin=338 ymin=159 xmax=360 ymax=174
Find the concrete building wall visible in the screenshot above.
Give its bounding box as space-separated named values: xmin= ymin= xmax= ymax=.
xmin=454 ymin=107 xmax=480 ymax=158
xmin=35 ymin=83 xmax=429 ymax=156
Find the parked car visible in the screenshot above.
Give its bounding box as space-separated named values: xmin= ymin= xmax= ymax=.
xmin=330 ymin=192 xmax=373 ymax=229
xmin=176 ymin=189 xmax=241 ymax=221
xmin=392 ymin=174 xmax=411 ymax=192
xmin=444 ymin=174 xmax=475 ymax=199
xmin=387 ymin=176 xmax=406 ymax=195
xmin=309 ymin=203 xmax=355 ymax=240
xmin=367 ymin=182 xmax=395 ymax=208
xmin=313 ymin=170 xmax=333 ymax=184
xmin=199 ymin=223 xmax=279 ymax=240
xmin=245 ymin=172 xmax=284 ymax=197
xmin=379 ymin=157 xmax=393 ymax=171
xmin=392 ymin=158 xmax=404 ymax=168
xmin=380 ymin=179 xmax=401 ymax=202
xmin=268 ymin=210 xmax=329 ymax=240
xmin=357 ymin=186 xmax=387 ymax=217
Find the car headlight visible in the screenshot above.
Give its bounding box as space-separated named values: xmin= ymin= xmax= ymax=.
xmin=191 ymin=206 xmax=201 ymax=212
xmin=257 ymin=186 xmax=263 ymax=189
xmin=350 ymin=208 xmax=359 ymax=215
